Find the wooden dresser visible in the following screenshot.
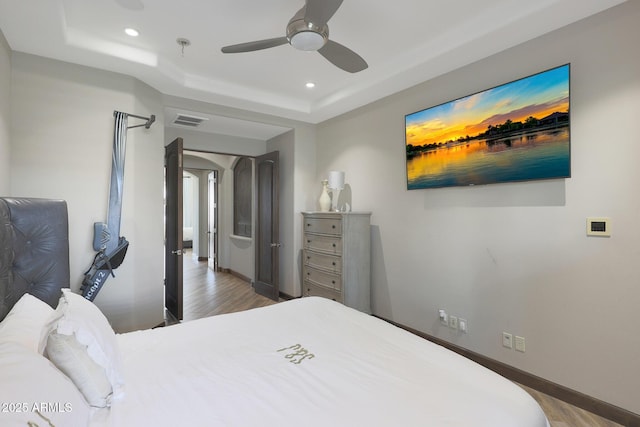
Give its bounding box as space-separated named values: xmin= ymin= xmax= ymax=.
xmin=302 ymin=212 xmax=371 ymax=314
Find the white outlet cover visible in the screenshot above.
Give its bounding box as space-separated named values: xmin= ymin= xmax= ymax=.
xmin=449 ymin=315 xmax=458 ymax=330
xmin=439 ymin=310 xmax=448 ymax=325
xmin=502 ymin=332 xmax=513 ymax=349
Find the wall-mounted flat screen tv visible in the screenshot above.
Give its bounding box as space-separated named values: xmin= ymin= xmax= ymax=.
xmin=405 ymin=64 xmax=570 ymax=190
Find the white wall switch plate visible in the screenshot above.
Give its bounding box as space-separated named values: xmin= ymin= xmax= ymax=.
xmin=515 ymin=336 xmax=526 ymax=352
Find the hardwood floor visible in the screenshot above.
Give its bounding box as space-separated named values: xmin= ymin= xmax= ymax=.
xmin=519 ymin=384 xmax=623 ymax=427
xmin=182 ymin=251 xmax=276 ymax=322
xmin=180 ymin=251 xmax=623 ymax=427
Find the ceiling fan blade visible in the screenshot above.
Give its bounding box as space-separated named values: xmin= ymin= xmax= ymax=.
xmin=221 ymin=37 xmax=289 ymax=54
xmin=318 ymin=40 xmax=368 ymax=73
xmin=304 ymin=0 xmax=344 ymax=26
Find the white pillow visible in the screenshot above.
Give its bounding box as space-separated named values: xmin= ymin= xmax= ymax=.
xmin=46 ymin=289 xmax=124 ymax=402
xmin=47 ymin=331 xmax=114 ymax=408
xmin=0 ymin=292 xmax=55 ymax=353
xmin=0 ymin=341 xmax=91 ymax=426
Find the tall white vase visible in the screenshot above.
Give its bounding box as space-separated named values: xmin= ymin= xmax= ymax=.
xmin=319 ymin=180 xmax=331 ymax=212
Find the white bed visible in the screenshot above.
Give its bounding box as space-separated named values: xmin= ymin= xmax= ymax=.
xmin=90 ymin=297 xmax=548 ymax=427
xmin=0 ymin=198 xmax=550 ymax=427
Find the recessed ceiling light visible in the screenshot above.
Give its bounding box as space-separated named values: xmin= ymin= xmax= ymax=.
xmin=125 ymin=28 xmax=139 ymax=37
xmin=305 ymin=82 xmax=316 ymax=88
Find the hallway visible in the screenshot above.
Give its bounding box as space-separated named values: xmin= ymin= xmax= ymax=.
xmin=181 ymin=250 xmax=276 ymax=322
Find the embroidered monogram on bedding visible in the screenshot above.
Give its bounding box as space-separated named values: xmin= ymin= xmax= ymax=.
xmin=277 ymin=344 xmax=315 ymax=364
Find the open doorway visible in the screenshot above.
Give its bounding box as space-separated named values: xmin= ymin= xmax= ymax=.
xmin=165 ymin=145 xmax=280 ymax=321
xmin=180 ymin=151 xmax=223 ymax=287
xmin=181 ymin=166 xmax=217 ymax=269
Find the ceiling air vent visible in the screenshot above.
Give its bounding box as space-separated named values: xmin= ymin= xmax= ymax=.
xmin=173 ymin=114 xmax=208 ymax=127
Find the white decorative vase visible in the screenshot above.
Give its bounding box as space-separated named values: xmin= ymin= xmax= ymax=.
xmin=319 ymin=180 xmax=331 ymax=212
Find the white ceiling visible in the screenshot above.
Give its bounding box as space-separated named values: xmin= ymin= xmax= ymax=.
xmin=0 ymin=0 xmax=626 ymax=139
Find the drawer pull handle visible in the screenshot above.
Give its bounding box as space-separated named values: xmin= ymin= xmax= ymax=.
xmin=332 ymin=262 xmax=336 ymax=266
xmin=332 ymin=225 xmax=336 ymax=229
xmin=332 ymin=243 xmax=336 ymax=247
xmin=332 ymin=280 xmax=335 ymax=284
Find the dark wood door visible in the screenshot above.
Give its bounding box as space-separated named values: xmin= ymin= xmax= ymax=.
xmin=165 ymin=138 xmax=183 ymax=320
xmin=254 ymin=151 xmax=279 ymax=301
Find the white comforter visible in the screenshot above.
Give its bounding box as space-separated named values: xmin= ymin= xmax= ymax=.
xmin=94 ymin=297 xmax=549 ymax=427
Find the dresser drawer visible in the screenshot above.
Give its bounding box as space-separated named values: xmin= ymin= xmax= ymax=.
xmin=303 ymin=250 xmax=342 ymax=274
xmin=304 ymin=234 xmax=342 ymax=255
xmin=303 ymin=266 xmax=342 ymax=291
xmin=304 ymin=217 xmax=342 ymax=235
xmin=304 ymin=280 xmax=342 ymax=302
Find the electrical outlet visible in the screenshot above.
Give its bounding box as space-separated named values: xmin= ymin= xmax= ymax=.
xmin=439 ymin=309 xmax=448 ymax=325
xmin=459 ymin=318 xmax=467 ymax=333
xmin=515 ymin=336 xmax=526 ymax=352
xmin=502 ymin=332 xmax=513 ymax=349
xmin=449 ymin=315 xmax=458 ymax=330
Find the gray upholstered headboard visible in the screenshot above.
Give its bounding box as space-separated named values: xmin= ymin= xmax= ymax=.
xmin=0 ymin=197 xmax=70 ymax=321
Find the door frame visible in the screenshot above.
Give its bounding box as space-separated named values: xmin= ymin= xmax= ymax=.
xmin=165 ymin=146 xmax=279 ymax=311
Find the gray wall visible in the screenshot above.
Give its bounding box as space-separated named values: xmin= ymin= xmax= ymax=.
xmin=316 ymin=2 xmax=640 ymax=414
xmin=0 ymin=30 xmax=10 ymax=195
xmin=288 ymin=124 xmax=317 ymax=296
xmin=10 ymin=53 xmax=165 ymax=333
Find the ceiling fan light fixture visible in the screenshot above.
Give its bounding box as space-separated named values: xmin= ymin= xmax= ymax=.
xmin=124 ymin=28 xmax=139 ymax=37
xmin=286 ymin=18 xmax=328 ymax=51
xmin=290 ymin=31 xmax=325 ymax=51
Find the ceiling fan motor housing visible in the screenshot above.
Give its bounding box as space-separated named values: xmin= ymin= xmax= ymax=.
xmin=220 ymin=0 xmax=367 ymax=73
xmin=287 ymin=18 xmax=328 ymax=51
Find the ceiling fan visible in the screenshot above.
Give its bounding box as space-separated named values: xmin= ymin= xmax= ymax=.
xmin=221 ymin=0 xmax=367 ymax=73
